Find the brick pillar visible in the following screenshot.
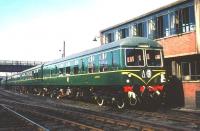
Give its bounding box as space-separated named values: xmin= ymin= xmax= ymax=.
xmin=195 ymin=0 xmax=200 ymax=53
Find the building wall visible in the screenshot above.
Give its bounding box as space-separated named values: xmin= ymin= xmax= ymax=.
xmin=100 ymin=0 xmax=195 ymax=45
xmin=157 ymin=32 xmax=197 ymax=57
xmin=195 ymin=0 xmax=200 ymax=53
xmin=183 ymin=81 xmax=200 ymax=108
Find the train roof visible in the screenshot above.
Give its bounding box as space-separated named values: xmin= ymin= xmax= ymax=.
xmin=45 ymin=37 xmax=162 ymax=66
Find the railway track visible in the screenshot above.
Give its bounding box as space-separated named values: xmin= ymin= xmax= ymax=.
xmin=0 ymin=96 xmax=196 ymax=131
xmin=128 ymin=109 xmax=200 ymax=126
xmin=1 ymin=103 xmax=103 ymax=131
xmin=1 ymin=100 xmax=157 ymax=130
xmin=0 ymin=104 xmax=47 ymax=131
xmin=1 ymin=88 xmax=200 ymax=130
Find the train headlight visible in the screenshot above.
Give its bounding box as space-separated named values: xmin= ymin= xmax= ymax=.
xmin=128 ymin=74 xmax=131 ymax=78
xmin=161 ymin=73 xmax=166 ymax=83
xmin=146 ymin=69 xmax=152 ymax=78
xmin=126 ymin=79 xmax=130 ymax=83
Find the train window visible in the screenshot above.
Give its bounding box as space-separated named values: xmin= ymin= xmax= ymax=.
xmin=34 ymin=72 xmax=38 ymax=78
xmin=88 ymin=56 xmax=95 ymax=73
xmin=88 ymin=67 xmax=93 ymax=73
xmin=126 ymin=49 xmax=144 ymax=66
xmin=100 ymin=65 xmax=108 ymax=72
xmin=59 ymin=68 xmax=64 ymax=74
xmin=88 ymin=63 xmax=94 ymax=73
xmin=50 ymin=70 xmax=53 ymax=77
xmin=33 ymin=70 xmax=39 ymax=78
xmin=81 ymin=60 xmax=85 ymax=72
xmin=146 ymin=50 xmax=162 ymax=67
xmin=74 ymin=66 xmax=79 ymax=74
xmin=66 ymin=67 xmax=70 ymax=74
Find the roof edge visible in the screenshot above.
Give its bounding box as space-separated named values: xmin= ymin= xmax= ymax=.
xmin=100 ymin=0 xmax=187 ymax=33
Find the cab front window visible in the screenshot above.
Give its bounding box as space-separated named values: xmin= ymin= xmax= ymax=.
xmin=126 ymin=49 xmax=144 ymax=66
xmin=146 ymin=50 xmax=162 ymax=67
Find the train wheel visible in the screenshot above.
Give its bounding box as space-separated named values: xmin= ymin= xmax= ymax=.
xmin=129 ymin=97 xmax=137 ymax=106
xmin=50 ymin=93 xmax=54 ymax=98
xmin=116 ymin=99 xmax=125 ymax=109
xmin=96 ymin=97 xmax=104 ymax=106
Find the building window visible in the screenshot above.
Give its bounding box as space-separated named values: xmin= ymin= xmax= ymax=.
xmin=105 ymin=32 xmax=114 ymax=43
xmin=189 ymin=6 xmax=195 ymax=31
xmin=119 ymin=28 xmax=129 ymax=39
xmin=148 ymin=18 xmax=156 ymax=39
xmin=182 ymin=7 xmax=190 ymax=33
xmin=134 ymin=22 xmax=147 ymax=37
xmin=136 ymin=22 xmax=147 ymax=37
xmin=183 ymin=60 xmax=200 ymax=81
xmin=170 ymin=12 xmax=176 ymax=35
xmin=170 ymin=6 xmax=195 ymax=35
xmin=181 ymin=62 xmax=191 ymax=80
xmin=132 ymin=24 xmax=137 ymax=36
xmin=156 ymin=14 xmax=169 ymax=38
xmin=137 ymin=23 xmax=143 ymax=36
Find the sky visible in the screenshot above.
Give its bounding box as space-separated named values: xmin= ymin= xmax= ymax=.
xmin=0 ymin=0 xmax=178 ymax=62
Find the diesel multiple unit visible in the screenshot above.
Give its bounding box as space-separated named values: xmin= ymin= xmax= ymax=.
xmin=1 ymin=37 xmax=166 ymax=109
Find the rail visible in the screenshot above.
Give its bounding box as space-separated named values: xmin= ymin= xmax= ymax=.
xmin=1 ymin=104 xmax=49 ymax=131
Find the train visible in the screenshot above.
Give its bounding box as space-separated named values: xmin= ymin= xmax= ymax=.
xmin=1 ymin=37 xmax=167 ymax=109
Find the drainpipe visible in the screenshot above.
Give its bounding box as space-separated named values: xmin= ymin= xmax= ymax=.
xmin=195 ymin=0 xmax=200 ymax=53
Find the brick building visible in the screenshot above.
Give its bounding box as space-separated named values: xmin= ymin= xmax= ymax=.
xmin=99 ymin=0 xmax=200 ymax=109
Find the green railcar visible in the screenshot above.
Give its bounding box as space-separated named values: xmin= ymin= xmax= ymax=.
xmin=3 ymin=37 xmax=166 ymax=109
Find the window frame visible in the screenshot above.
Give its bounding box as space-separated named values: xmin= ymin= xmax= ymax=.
xmin=125 ymin=48 xmax=145 ymax=67
xmin=145 ymin=49 xmax=163 ymax=67
xmin=105 ymin=32 xmax=115 ymax=43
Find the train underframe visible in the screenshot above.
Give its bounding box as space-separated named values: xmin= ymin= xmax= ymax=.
xmin=6 ymin=84 xmax=165 ymax=109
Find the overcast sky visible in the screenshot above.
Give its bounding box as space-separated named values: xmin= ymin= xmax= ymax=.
xmin=0 ymin=0 xmax=178 ymax=62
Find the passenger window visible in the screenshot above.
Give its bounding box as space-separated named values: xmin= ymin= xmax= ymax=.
xmin=88 ymin=67 xmax=93 ymax=73
xmin=100 ymin=65 xmax=107 ymax=72
xmin=74 ymin=66 xmax=79 ymax=74
xmin=99 ymin=52 xmax=107 ymax=72
xmin=88 ymin=63 xmax=94 ymax=73
xmin=81 ymin=59 xmax=85 ymax=72
xmin=59 ymin=68 xmax=64 ymax=74
xmin=50 ymin=70 xmax=53 ymax=76
xmin=66 ymin=67 xmax=70 ymax=74
xmin=88 ymin=56 xmax=95 ymax=73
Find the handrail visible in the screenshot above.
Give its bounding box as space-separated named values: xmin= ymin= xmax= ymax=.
xmin=0 ymin=60 xmax=46 ymax=66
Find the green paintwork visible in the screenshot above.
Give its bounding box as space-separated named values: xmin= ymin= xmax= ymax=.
xmin=4 ymin=37 xmax=166 ymax=89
